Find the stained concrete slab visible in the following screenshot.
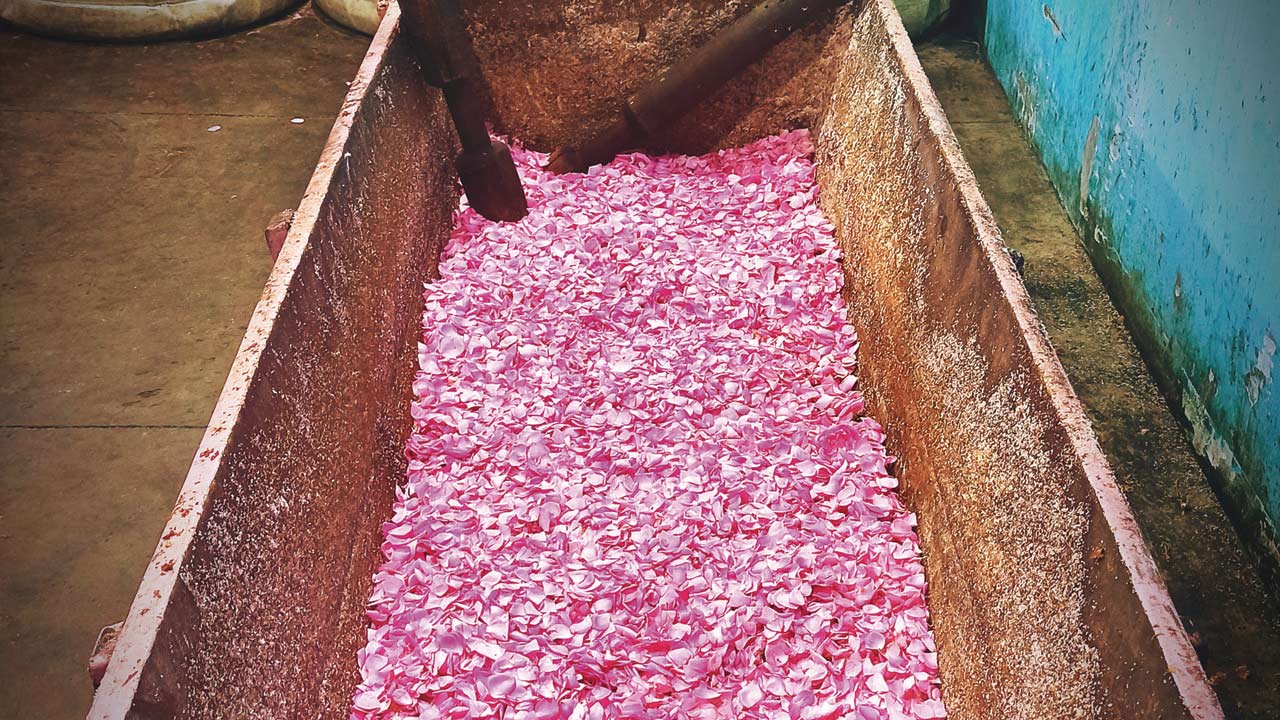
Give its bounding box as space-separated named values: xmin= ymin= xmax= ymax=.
xmin=0 ymin=9 xmax=366 ymax=116
xmin=0 ymin=428 xmax=200 ymax=718
xmin=0 ymin=111 xmax=348 ymax=426
xmin=917 ymin=38 xmax=1280 ymax=720
xmin=0 ymin=9 xmax=368 ymax=718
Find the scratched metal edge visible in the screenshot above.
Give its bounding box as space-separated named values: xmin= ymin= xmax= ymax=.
xmin=870 ymin=0 xmax=1224 ymax=717
xmin=84 ymin=8 xmax=404 ymax=718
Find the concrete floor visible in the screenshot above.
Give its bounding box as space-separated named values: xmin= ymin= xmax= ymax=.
xmin=917 ymin=37 xmax=1280 ymax=719
xmin=0 ymin=8 xmax=369 ymax=718
xmin=1 ymin=10 xmax=1277 ymax=720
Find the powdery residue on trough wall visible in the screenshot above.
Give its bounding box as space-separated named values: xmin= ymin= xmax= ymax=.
xmin=813 ymin=2 xmax=1219 ymax=719
xmin=918 ymin=336 xmax=1095 ymax=717
xmin=178 ymin=43 xmax=460 ymax=719
xmin=88 ymin=12 xmax=463 ymax=719
xmin=811 ymin=10 xmax=1098 ymax=715
xmin=176 ymin=51 xmax=458 ymax=719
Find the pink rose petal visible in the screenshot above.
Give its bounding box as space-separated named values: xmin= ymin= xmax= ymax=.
xmin=349 ymin=130 xmax=945 ymax=720
xmin=737 ymin=682 xmax=764 ymax=709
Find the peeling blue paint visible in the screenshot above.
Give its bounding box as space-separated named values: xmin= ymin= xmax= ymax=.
xmin=984 ymin=0 xmax=1280 ymax=565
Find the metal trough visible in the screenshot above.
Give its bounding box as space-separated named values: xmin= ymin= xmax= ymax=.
xmin=88 ymin=2 xmax=1224 ymax=718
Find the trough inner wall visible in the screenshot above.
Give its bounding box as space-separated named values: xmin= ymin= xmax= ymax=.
xmin=811 ymin=6 xmax=1192 ymax=719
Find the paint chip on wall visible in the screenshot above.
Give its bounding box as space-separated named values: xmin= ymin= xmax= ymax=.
xmin=1246 ymin=331 xmax=1275 ymax=406
xmin=1079 ymin=116 xmax=1101 ymax=219
xmin=1042 ymin=4 xmax=1065 ymax=39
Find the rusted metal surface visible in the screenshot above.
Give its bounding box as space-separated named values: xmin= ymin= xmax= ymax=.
xmin=88 ymin=2 xmax=1222 ymax=719
xmin=811 ymin=4 xmax=1222 ymax=718
xmin=89 ymin=622 xmax=124 ymax=689
xmin=546 ymin=0 xmax=850 ymax=173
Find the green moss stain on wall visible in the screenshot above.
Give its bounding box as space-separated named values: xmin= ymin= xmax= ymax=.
xmin=984 ymin=0 xmax=1280 ymax=569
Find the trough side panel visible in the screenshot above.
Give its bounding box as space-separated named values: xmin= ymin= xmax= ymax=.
xmin=84 ymin=17 xmax=460 ymax=719
xmin=173 ymin=44 xmax=457 ymax=720
xmin=814 ymin=2 xmax=1215 ymax=719
xmin=312 ymin=39 xmax=461 ymax=719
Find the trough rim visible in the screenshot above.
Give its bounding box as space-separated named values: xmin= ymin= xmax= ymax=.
xmin=86 ymin=1 xmax=1224 ymax=717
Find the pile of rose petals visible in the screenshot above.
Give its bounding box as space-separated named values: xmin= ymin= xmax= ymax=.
xmin=351 ymin=130 xmax=946 ymax=720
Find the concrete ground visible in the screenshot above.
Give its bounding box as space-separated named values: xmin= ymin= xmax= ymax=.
xmin=1 ymin=9 xmax=1277 ymax=720
xmin=917 ymin=37 xmax=1280 ymax=720
xmin=0 ymin=8 xmax=369 ymax=718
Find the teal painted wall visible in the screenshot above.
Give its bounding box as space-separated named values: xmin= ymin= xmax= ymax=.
xmin=984 ymin=1 xmax=1279 ymax=565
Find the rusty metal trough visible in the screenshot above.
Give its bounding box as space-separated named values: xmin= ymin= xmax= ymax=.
xmin=88 ymin=2 xmax=1225 ymax=718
